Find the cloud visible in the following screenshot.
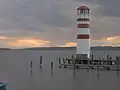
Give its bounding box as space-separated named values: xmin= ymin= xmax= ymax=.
xmin=0 ymin=35 xmax=120 ymax=48
xmin=59 ymin=42 xmax=77 ymax=47
xmin=6 ymin=37 xmax=51 ymax=48
xmin=92 ymin=36 xmax=120 ymax=46
xmin=96 ymin=0 xmax=120 ymax=17
xmin=0 ymin=0 xmax=120 ymax=48
xmin=59 ymin=36 xmax=120 ymax=47
xmin=0 ymin=36 xmax=8 ymax=40
xmin=73 ymin=0 xmax=120 ymax=17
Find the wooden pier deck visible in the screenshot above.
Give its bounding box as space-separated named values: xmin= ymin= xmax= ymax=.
xmin=58 ymin=56 xmax=120 ymax=71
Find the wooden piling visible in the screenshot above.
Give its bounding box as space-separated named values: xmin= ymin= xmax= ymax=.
xmin=51 ymin=61 xmax=53 ymax=76
xmin=40 ymin=56 xmax=42 ymax=68
xmin=63 ymin=58 xmax=67 ymax=68
xmin=116 ymin=56 xmax=120 ymax=71
xmin=107 ymin=54 xmax=109 ymax=60
xmin=30 ymin=61 xmax=32 ymax=69
xmin=91 ymin=54 xmax=94 ymax=60
xmin=59 ymin=57 xmax=61 ymax=64
xmin=73 ymin=58 xmax=76 ymax=78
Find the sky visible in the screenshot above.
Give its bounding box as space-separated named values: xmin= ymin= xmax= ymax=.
xmin=0 ymin=0 xmax=120 ymax=48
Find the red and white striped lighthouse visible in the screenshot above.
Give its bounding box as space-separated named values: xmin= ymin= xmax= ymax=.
xmin=76 ymin=6 xmax=90 ymax=59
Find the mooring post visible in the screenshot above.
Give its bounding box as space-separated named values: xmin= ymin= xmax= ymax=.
xmin=107 ymin=54 xmax=110 ymax=65
xmin=51 ymin=61 xmax=53 ymax=76
xmin=99 ymin=56 xmax=101 ymax=65
xmin=73 ymin=58 xmax=76 ymax=78
xmin=71 ymin=55 xmax=74 ymax=64
xmin=63 ymin=57 xmax=65 ymax=64
xmin=59 ymin=57 xmax=61 ymax=64
xmin=97 ymin=60 xmax=99 ymax=71
xmin=116 ymin=56 xmax=120 ymax=77
xmin=107 ymin=54 xmax=109 ymax=60
xmin=91 ymin=54 xmax=94 ymax=60
xmin=116 ymin=56 xmax=120 ymax=71
xmin=63 ymin=57 xmax=67 ymax=68
xmin=30 ymin=60 xmax=32 ymax=69
xmin=30 ymin=60 xmax=33 ymax=76
xmin=102 ymin=57 xmax=105 ymax=68
xmin=40 ymin=56 xmax=42 ymax=68
xmin=71 ymin=55 xmax=74 ymax=59
xmin=97 ymin=61 xmax=100 ymax=81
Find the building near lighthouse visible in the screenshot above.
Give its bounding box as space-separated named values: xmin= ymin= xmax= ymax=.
xmin=76 ymin=6 xmax=91 ymax=59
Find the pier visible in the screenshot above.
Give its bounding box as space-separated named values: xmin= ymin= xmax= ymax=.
xmin=58 ymin=56 xmax=120 ymax=71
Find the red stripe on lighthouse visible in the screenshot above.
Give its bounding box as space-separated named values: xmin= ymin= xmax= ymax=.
xmin=77 ymin=24 xmax=89 ymax=28
xmin=77 ymin=18 xmax=89 ymax=21
xmin=77 ymin=34 xmax=89 ymax=39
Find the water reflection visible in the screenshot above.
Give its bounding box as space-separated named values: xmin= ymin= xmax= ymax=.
xmin=73 ymin=68 xmax=76 ymax=80
xmin=30 ymin=69 xmax=33 ymax=77
xmin=117 ymin=70 xmax=119 ymax=77
xmin=1 ymin=50 xmax=120 ymax=90
xmin=96 ymin=70 xmax=100 ymax=82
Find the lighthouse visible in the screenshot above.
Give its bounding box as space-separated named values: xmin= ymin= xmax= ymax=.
xmin=76 ymin=6 xmax=90 ymax=59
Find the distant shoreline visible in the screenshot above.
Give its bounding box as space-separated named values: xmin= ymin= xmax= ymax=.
xmin=13 ymin=46 xmax=120 ymax=50
xmin=0 ymin=46 xmax=120 ymax=50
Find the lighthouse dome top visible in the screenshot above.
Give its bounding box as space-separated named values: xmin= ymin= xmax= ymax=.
xmin=77 ymin=6 xmax=90 ymax=10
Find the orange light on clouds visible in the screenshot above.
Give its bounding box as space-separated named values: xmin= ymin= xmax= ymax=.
xmin=0 ymin=35 xmax=120 ymax=48
xmin=7 ymin=38 xmax=51 ymax=48
xmin=103 ymin=36 xmax=117 ymax=41
xmin=60 ymin=42 xmax=77 ymax=47
xmin=0 ymin=36 xmax=8 ymax=40
xmin=60 ymin=36 xmax=120 ymax=47
xmin=102 ymin=36 xmax=120 ymax=43
xmin=92 ymin=36 xmax=120 ymax=46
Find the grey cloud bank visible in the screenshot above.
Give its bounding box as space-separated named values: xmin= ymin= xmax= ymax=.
xmin=0 ymin=0 xmax=120 ymax=47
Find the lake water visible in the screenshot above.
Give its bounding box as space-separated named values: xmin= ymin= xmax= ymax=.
xmin=0 ymin=49 xmax=120 ymax=90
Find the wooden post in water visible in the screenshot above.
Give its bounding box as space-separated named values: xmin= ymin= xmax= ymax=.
xmin=91 ymin=54 xmax=94 ymax=60
xmin=30 ymin=60 xmax=33 ymax=76
xmin=102 ymin=56 xmax=105 ymax=68
xmin=73 ymin=58 xmax=76 ymax=79
xmin=63 ymin=57 xmax=65 ymax=64
xmin=116 ymin=56 xmax=120 ymax=71
xmin=107 ymin=54 xmax=110 ymax=66
xmin=71 ymin=55 xmax=74 ymax=59
xmin=59 ymin=57 xmax=61 ymax=64
xmin=97 ymin=60 xmax=99 ymax=71
xmin=51 ymin=61 xmax=53 ymax=76
xmin=97 ymin=60 xmax=100 ymax=81
xmin=116 ymin=56 xmax=120 ymax=76
xmin=40 ymin=56 xmax=42 ymax=68
xmin=107 ymin=54 xmax=109 ymax=60
xmin=63 ymin=57 xmax=67 ymax=68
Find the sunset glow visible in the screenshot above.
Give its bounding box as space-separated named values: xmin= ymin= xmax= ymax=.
xmin=60 ymin=42 xmax=77 ymax=47
xmin=6 ymin=37 xmax=51 ymax=48
xmin=0 ymin=36 xmax=8 ymax=40
xmin=0 ymin=35 xmax=120 ymax=48
xmin=103 ymin=36 xmax=117 ymax=41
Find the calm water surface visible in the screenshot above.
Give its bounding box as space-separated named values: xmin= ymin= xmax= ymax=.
xmin=0 ymin=50 xmax=120 ymax=90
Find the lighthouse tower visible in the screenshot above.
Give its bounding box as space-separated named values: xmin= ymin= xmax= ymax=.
xmin=76 ymin=6 xmax=90 ymax=59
